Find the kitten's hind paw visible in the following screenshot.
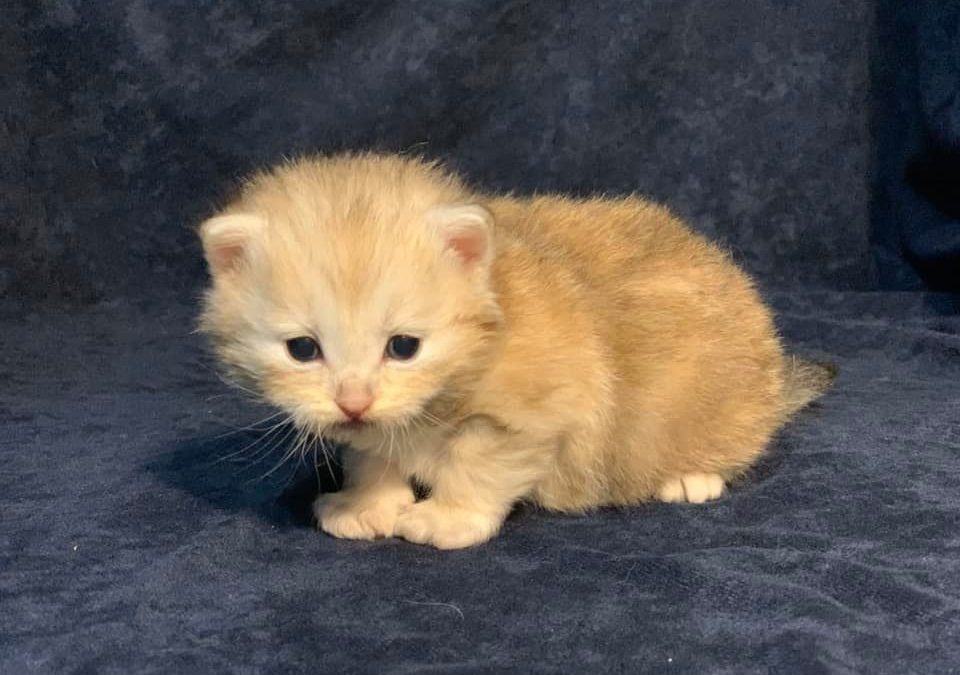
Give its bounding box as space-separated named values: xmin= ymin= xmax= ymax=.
xmin=657 ymin=472 xmax=725 ymax=504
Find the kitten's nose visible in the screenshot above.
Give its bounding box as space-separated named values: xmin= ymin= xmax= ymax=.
xmin=335 ymin=382 xmax=373 ymax=420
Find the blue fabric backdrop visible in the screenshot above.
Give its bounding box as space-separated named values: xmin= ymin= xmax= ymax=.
xmin=2 ymin=2 xmax=958 ymax=673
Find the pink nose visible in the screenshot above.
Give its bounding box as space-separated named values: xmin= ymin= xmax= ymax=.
xmin=335 ymin=383 xmax=373 ymax=420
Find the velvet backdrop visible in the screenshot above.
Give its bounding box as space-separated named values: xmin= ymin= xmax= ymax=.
xmin=3 ymin=2 xmax=958 ymax=673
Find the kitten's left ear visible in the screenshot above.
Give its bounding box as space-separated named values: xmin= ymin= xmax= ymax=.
xmin=198 ymin=213 xmax=264 ymax=276
xmin=426 ymin=204 xmax=494 ymax=271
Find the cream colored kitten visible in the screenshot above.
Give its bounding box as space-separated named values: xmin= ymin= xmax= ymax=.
xmin=198 ymin=153 xmax=833 ymax=549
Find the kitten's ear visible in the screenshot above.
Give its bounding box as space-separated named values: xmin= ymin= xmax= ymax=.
xmin=426 ymin=204 xmax=493 ymax=270
xmin=198 ymin=213 xmax=263 ymax=276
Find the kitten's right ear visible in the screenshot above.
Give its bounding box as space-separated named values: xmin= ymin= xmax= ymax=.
xmin=426 ymin=204 xmax=494 ymax=271
xmin=198 ymin=213 xmax=263 ymax=276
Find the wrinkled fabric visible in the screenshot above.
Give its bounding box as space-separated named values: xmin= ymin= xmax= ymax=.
xmin=1 ymin=292 xmax=958 ymax=674
xmin=3 ymin=1 xmax=960 ymax=673
xmin=3 ymin=0 xmax=877 ymax=301
xmin=873 ymin=1 xmax=960 ymax=291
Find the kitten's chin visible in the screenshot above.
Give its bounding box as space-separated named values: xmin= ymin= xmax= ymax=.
xmin=333 ymin=420 xmax=371 ymax=432
xmin=323 ymin=418 xmax=379 ymax=443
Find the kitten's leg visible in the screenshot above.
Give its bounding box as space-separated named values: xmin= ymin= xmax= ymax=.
xmin=314 ymin=449 xmax=415 ymax=540
xmin=656 ymin=472 xmax=725 ymax=504
xmin=394 ymin=423 xmax=551 ymax=550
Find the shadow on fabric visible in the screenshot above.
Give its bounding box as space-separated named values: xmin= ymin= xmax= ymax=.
xmin=146 ymin=428 xmax=343 ymax=529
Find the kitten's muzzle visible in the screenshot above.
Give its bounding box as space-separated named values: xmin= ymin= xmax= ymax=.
xmin=335 ymin=381 xmax=374 ymax=421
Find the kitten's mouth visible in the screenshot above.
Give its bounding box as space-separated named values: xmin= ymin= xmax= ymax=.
xmin=333 ymin=419 xmax=372 ymax=432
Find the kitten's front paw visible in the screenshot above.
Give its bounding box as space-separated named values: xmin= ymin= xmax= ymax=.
xmin=657 ymin=472 xmax=725 ymax=504
xmin=394 ymin=501 xmax=501 ymax=550
xmin=314 ymin=489 xmax=414 ymax=541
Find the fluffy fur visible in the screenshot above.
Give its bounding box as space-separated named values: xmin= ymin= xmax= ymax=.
xmin=198 ymin=153 xmax=833 ymax=549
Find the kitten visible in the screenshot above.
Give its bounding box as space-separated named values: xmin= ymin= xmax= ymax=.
xmin=198 ymin=153 xmax=833 ymax=549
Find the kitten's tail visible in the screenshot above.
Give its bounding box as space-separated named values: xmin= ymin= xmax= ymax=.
xmin=782 ymin=356 xmax=837 ymax=416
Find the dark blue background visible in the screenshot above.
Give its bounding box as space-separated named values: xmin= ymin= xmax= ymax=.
xmin=3 ymin=2 xmax=959 ymax=673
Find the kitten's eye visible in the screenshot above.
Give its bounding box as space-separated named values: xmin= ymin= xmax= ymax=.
xmin=385 ymin=335 xmax=420 ymax=361
xmin=286 ymin=336 xmax=321 ymax=362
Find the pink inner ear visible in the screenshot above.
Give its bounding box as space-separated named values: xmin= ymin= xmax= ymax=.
xmin=446 ymin=228 xmax=487 ymax=267
xmin=208 ymin=240 xmax=246 ymax=272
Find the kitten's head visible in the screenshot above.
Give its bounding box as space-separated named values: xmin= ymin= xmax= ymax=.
xmin=198 ymin=154 xmax=502 ymax=439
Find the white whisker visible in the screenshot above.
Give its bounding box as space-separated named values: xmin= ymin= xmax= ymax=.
xmin=312 ymin=426 xmax=341 ymax=489
xmin=248 ymin=422 xmax=301 ymax=482
xmin=210 ymin=415 xmax=293 ymax=466
xmin=212 ymin=410 xmax=287 ymax=439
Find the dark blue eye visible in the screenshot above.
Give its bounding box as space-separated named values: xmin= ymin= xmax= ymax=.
xmin=286 ymin=336 xmax=321 ymax=362
xmin=385 ymin=335 xmax=420 ymax=361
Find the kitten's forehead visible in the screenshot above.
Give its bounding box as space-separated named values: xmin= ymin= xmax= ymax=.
xmin=263 ymin=221 xmax=441 ymax=325
xmin=240 ymin=154 xmax=471 ymax=331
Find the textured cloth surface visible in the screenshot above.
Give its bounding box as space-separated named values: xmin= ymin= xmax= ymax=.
xmin=3 ymin=0 xmax=877 ymax=300
xmin=4 ymin=1 xmax=960 ymax=673
xmin=2 ymin=292 xmax=959 ymax=674
xmin=872 ymin=1 xmax=960 ymax=291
